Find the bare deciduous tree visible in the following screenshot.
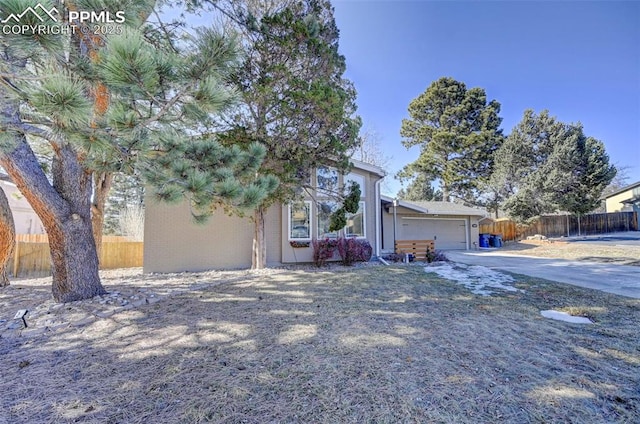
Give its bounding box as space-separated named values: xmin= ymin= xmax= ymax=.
xmin=351 ymin=127 xmax=392 ymax=170
xmin=118 ymin=205 xmax=145 ymax=241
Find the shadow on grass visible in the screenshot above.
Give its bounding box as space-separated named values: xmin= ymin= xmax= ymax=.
xmin=576 ymin=256 xmax=640 ymax=266
xmin=1 ymin=266 xmax=639 ymax=423
xmin=499 ymin=241 xmax=546 ymax=252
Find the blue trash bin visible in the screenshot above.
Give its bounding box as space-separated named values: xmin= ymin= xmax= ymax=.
xmin=489 ymin=235 xmax=496 ymax=247
xmin=479 ymin=234 xmax=490 ymax=248
xmin=494 ymin=235 xmax=503 ymax=248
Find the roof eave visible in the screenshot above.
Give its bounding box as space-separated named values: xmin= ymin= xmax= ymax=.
xmin=350 ymin=159 xmax=387 ymax=178
xmin=603 ymin=181 xmax=640 ymax=199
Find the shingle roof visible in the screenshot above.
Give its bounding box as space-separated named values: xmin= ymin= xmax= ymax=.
xmin=381 ymin=195 xmax=488 ymax=217
xmin=405 ymin=200 xmax=488 ymax=217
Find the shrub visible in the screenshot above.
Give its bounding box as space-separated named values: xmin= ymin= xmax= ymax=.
xmin=312 ymin=238 xmax=338 ymax=267
xmin=425 ymin=247 xmax=449 ymax=263
xmin=337 ymin=238 xmax=373 ymax=266
xmin=382 ymin=253 xmax=404 ymax=263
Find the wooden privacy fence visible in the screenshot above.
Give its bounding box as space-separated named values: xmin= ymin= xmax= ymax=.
xmin=479 ymin=219 xmax=517 ymax=242
xmin=8 ymin=235 xmax=143 ymax=277
xmin=395 ymin=239 xmax=435 ymax=261
xmin=480 ymin=211 xmax=638 ymax=241
xmin=14 ymin=235 xmax=133 ymax=242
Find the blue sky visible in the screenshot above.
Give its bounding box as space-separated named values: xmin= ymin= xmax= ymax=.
xmin=331 ymin=0 xmax=640 ymax=196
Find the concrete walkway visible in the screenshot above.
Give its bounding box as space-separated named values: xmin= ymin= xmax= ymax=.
xmin=446 ymin=251 xmax=640 ymax=299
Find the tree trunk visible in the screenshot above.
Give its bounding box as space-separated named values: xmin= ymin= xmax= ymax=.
xmin=251 ymin=206 xmax=266 ymax=269
xmin=442 ymin=185 xmax=450 ymax=203
xmin=0 ymin=186 xmax=15 ymax=287
xmin=0 ymin=118 xmax=106 ymax=302
xmin=48 ymin=214 xmax=104 ymax=302
xmin=91 ymin=171 xmax=113 ymax=262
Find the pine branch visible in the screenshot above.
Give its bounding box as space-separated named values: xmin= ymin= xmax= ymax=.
xmin=139 ymin=83 xmax=193 ymax=128
xmin=151 ymin=8 xmax=181 ymax=54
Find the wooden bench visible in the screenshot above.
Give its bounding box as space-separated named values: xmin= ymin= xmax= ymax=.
xmin=394 ymin=240 xmax=435 ymax=261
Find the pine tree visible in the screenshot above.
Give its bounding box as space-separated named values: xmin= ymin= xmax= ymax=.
xmin=195 ymin=0 xmax=361 ymax=269
xmin=0 ymin=0 xmax=275 ymax=301
xmin=492 ymin=110 xmax=616 ymax=222
xmin=397 ymin=174 xmax=443 ymax=201
xmin=546 ymin=127 xmax=617 ymax=216
xmin=399 ymin=77 xmax=504 ymax=203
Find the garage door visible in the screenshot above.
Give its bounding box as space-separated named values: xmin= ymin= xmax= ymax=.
xmin=400 ymin=218 xmax=467 ymax=250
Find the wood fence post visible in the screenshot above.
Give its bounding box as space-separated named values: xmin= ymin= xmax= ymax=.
xmin=12 ymin=241 xmax=19 ymax=277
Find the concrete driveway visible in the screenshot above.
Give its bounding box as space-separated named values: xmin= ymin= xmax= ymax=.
xmin=446 ymin=250 xmax=640 ymax=299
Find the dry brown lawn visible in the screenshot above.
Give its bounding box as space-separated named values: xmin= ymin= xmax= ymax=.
xmin=500 ymin=239 xmax=640 ymax=266
xmin=1 ymin=264 xmax=639 ymax=423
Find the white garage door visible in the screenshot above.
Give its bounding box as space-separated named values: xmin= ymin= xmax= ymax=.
xmin=400 ymin=218 xmax=467 ymax=250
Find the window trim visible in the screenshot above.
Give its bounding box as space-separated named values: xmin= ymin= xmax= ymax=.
xmin=288 ymin=201 xmax=312 ymax=241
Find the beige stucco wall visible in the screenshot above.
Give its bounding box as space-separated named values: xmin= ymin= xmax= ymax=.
xmin=0 ymin=180 xmax=45 ymax=234
xmin=469 ymin=217 xmax=481 ymax=248
xmin=143 ymin=197 xmax=281 ymax=273
xmin=605 ymin=190 xmax=635 ymax=213
xmin=382 ymin=209 xmax=394 ymax=251
xmin=144 ymin=164 xmax=384 ymax=272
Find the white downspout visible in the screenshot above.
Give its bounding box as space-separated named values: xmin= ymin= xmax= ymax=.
xmin=465 ymin=217 xmax=470 ymax=250
xmin=393 ymin=198 xmax=398 ymax=252
xmin=374 ymin=178 xmax=382 ymax=258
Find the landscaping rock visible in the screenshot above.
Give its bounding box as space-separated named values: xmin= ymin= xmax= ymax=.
xmin=22 ymin=327 xmax=48 ymax=337
xmin=71 ymin=317 xmax=96 ymax=327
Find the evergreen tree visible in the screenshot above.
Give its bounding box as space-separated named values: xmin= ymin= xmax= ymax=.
xmin=397 ymin=174 xmax=443 ymax=201
xmin=0 ymin=0 xmax=274 ymax=301
xmin=492 ymin=110 xmax=616 ymax=222
xmin=546 ymin=126 xmax=617 ymax=216
xmin=488 ymin=110 xmax=559 ymax=220
xmin=399 ymin=77 xmax=504 ymax=203
xmin=196 ymin=0 xmax=361 ymax=269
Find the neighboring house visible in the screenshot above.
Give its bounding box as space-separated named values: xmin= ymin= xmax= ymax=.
xmin=0 ymin=174 xmax=45 ymax=234
xmin=604 ymin=181 xmax=640 ymax=215
xmin=143 ymin=160 xmax=386 ymax=273
xmin=381 ymin=196 xmax=488 ymax=251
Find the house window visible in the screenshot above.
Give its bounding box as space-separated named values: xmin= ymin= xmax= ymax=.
xmin=317 ymin=201 xmax=339 ymax=239
xmin=289 ymin=201 xmax=311 ymax=240
xmin=317 ymin=166 xmax=338 ymax=196
xmin=345 ymin=172 xmax=365 ymax=197
xmin=345 ymin=201 xmax=366 ymax=238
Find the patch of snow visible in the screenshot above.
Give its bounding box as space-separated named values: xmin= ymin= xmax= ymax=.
xmin=540 ymin=310 xmax=593 ymax=324
xmin=425 ymin=262 xmax=523 ymax=296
